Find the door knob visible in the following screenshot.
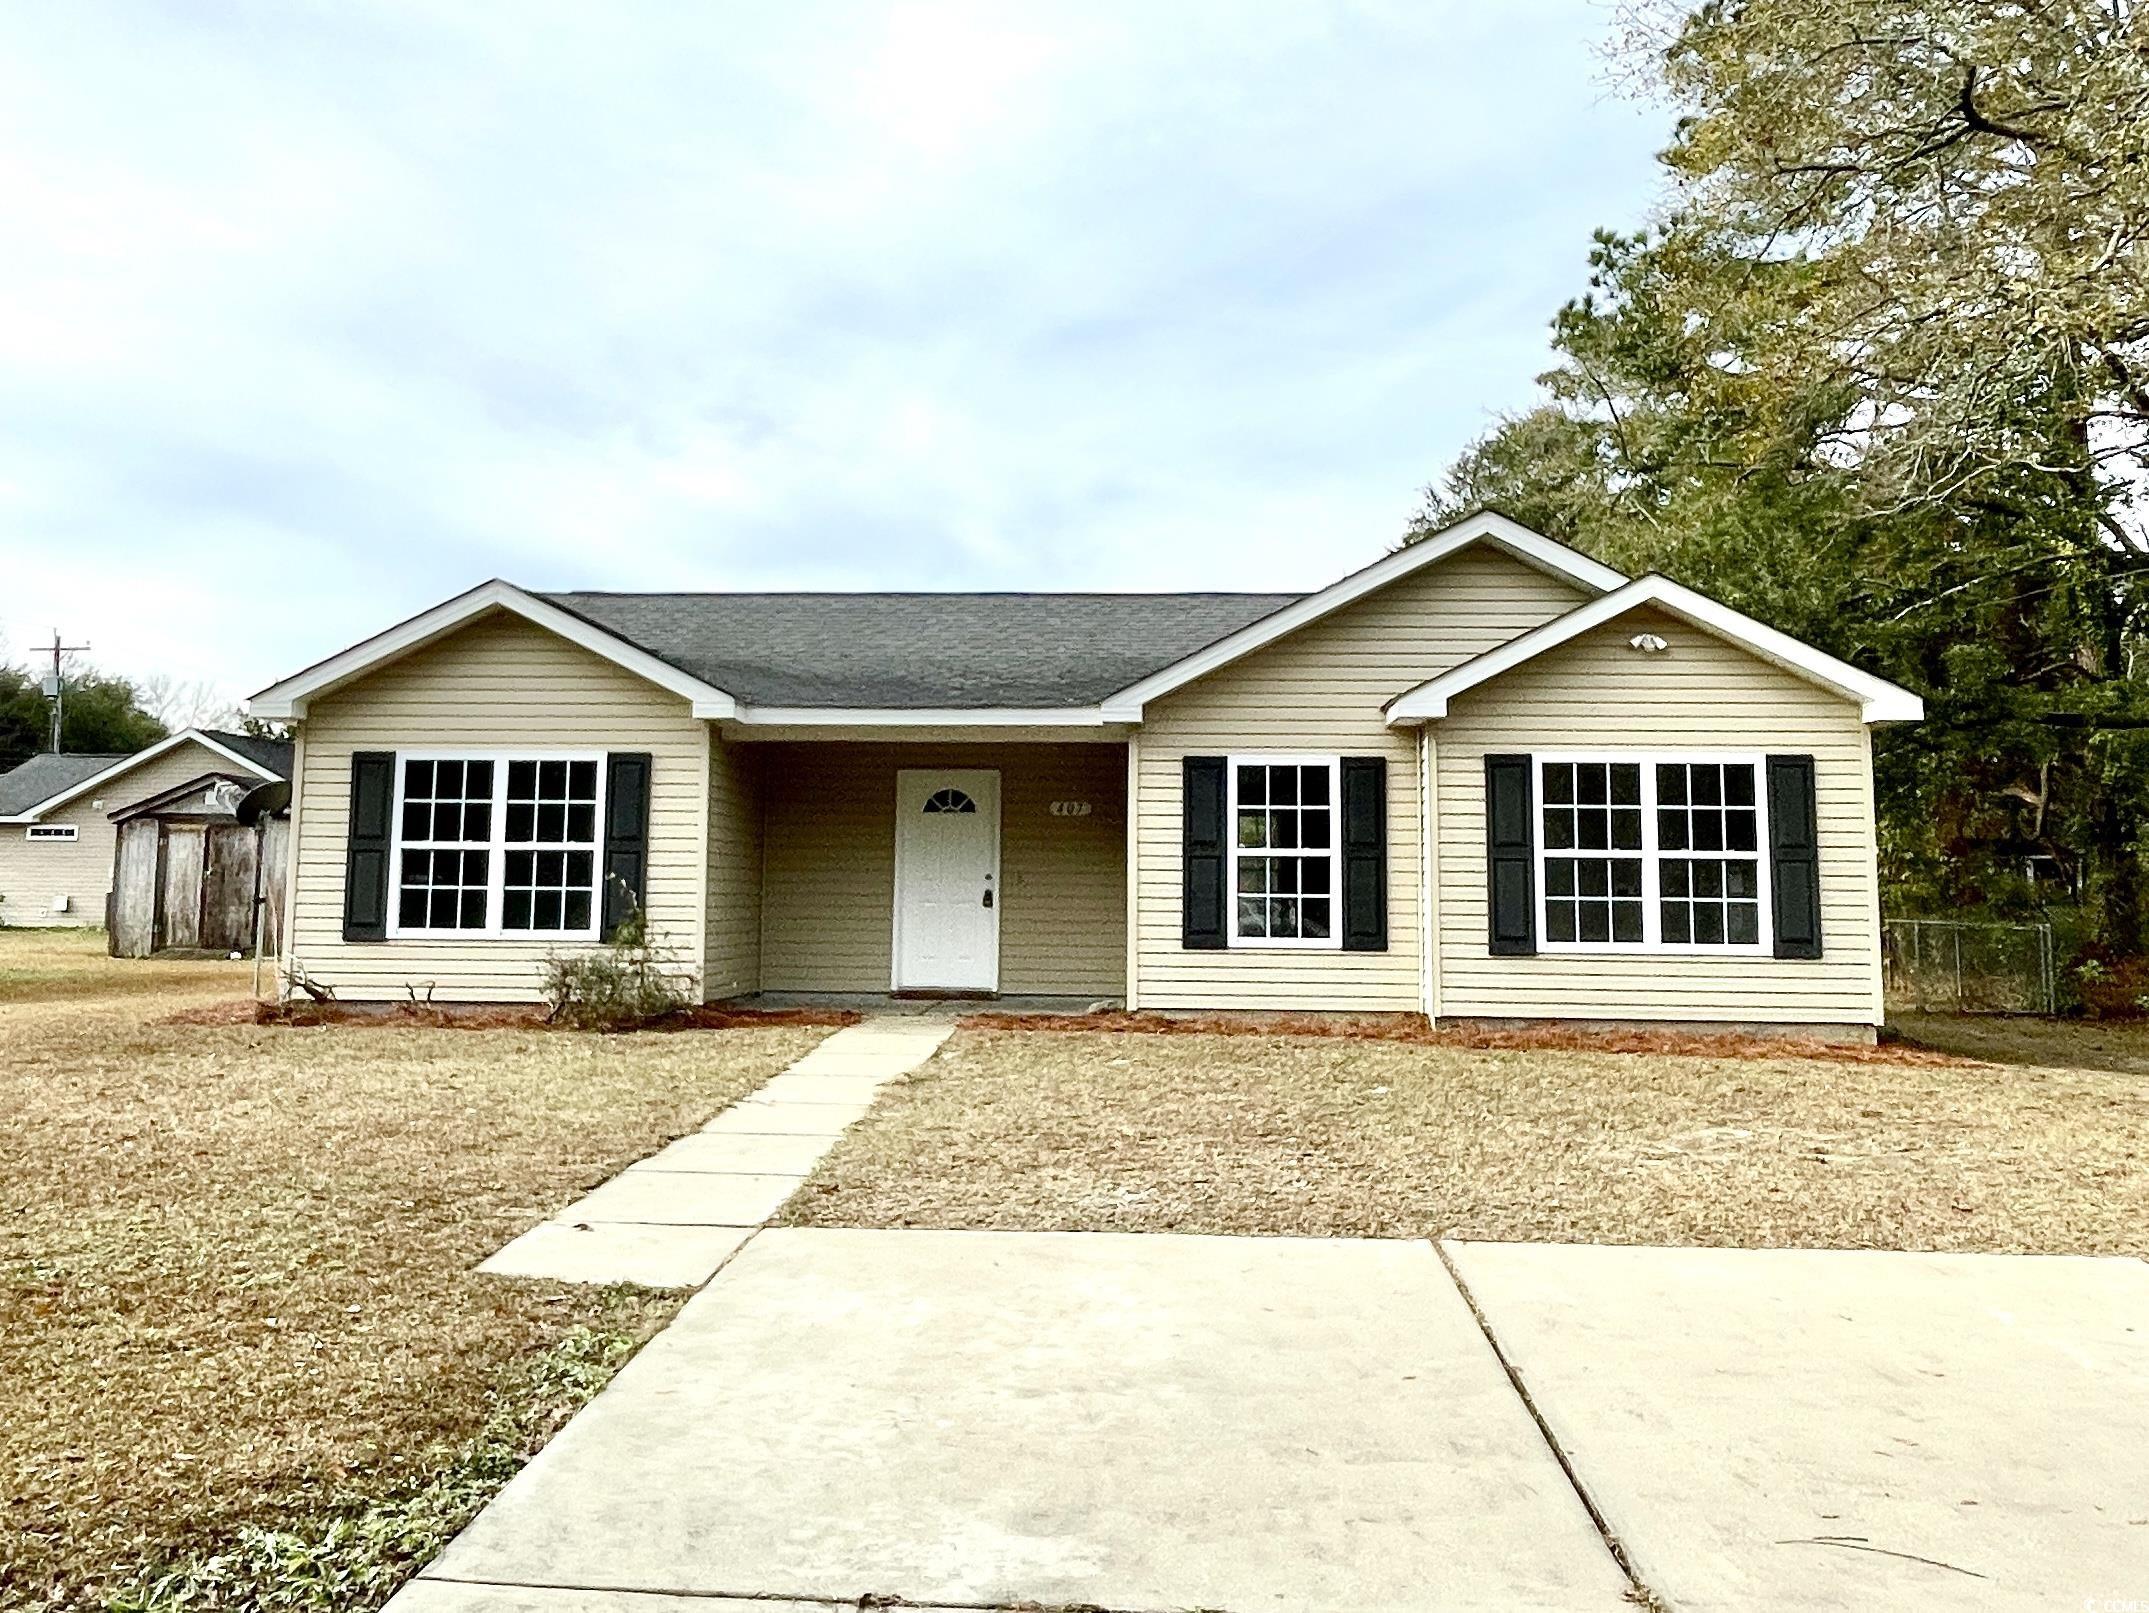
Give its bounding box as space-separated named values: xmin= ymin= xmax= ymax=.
xmin=982 ymin=889 xmax=994 ymax=909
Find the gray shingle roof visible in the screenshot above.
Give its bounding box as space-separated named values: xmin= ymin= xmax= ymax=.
xmin=202 ymin=729 xmax=293 ymax=780
xmin=0 ymin=752 xmax=129 ymax=817
xmin=538 ymin=591 xmax=1303 ymax=708
xmin=0 ymin=731 xmax=291 ymax=819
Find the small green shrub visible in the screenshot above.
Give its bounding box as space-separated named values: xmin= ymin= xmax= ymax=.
xmin=539 ymin=898 xmax=692 ymax=1031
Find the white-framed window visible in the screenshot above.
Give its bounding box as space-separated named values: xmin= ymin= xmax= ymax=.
xmin=1535 ymin=751 xmax=1770 ymax=955
xmin=388 ymin=751 xmax=605 ymax=939
xmin=24 ymin=824 xmax=78 ymax=842
xmin=1229 ymin=754 xmax=1341 ymax=948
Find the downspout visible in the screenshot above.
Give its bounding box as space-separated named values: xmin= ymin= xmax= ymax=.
xmin=276 ymin=724 xmax=306 ymax=1005
xmin=1418 ymin=724 xmax=1436 ymax=1025
xmin=1124 ymin=732 xmax=1140 ymax=1011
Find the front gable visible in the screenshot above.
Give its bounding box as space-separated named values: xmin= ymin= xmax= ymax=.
xmin=1144 ymin=541 xmax=1593 ymax=735
xmin=1386 ymin=574 xmax=1921 ymax=728
xmin=249 ymin=581 xmax=737 ymax=722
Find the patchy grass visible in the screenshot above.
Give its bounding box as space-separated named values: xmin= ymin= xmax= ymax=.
xmin=0 ymin=926 xmax=253 ymax=1007
xmin=782 ymin=1028 xmax=2149 ymax=1256
xmin=1891 ymin=1010 xmax=2149 ymax=1077
xmin=1 ymin=948 xmax=828 ymax=1610
xmin=106 ymin=1319 xmax=643 ymax=1613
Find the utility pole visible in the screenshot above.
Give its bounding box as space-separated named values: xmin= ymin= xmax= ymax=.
xmin=43 ymin=631 xmax=90 ymax=754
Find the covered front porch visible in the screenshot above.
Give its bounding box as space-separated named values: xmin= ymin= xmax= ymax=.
xmin=706 ymin=738 xmax=1129 ymax=1004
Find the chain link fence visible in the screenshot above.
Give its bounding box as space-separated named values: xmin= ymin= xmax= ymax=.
xmin=1882 ymin=918 xmax=2058 ymax=1015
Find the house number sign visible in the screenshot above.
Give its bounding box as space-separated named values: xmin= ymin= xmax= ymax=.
xmin=1049 ymin=800 xmax=1092 ymax=818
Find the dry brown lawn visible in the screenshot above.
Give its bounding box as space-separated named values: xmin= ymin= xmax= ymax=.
xmin=781 ymin=1027 xmax=2149 ymax=1255
xmin=0 ymin=931 xmax=827 ymax=1608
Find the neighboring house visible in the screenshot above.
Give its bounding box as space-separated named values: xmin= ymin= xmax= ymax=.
xmin=248 ymin=512 xmax=1922 ymax=1035
xmin=0 ymin=730 xmax=291 ymax=934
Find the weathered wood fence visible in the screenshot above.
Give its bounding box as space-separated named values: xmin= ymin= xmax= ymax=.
xmin=109 ymin=816 xmax=289 ymax=958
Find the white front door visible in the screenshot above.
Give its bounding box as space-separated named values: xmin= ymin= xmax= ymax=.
xmin=893 ymin=768 xmax=1001 ymax=992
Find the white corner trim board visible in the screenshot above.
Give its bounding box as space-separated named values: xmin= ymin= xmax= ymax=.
xmin=0 ymin=729 xmax=282 ymax=823
xmin=1383 ymin=573 xmax=1925 ymax=727
xmin=247 ymin=579 xmax=742 ymax=721
xmin=1097 ymin=511 xmax=1628 ymax=720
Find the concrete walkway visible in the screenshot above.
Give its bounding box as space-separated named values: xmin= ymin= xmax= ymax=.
xmin=477 ymin=1020 xmax=952 ymax=1289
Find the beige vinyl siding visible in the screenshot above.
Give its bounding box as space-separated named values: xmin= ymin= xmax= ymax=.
xmin=757 ymin=741 xmax=1125 ymax=996
xmin=1433 ymin=605 xmax=1884 ymax=1025
xmin=286 ymin=613 xmax=710 ymax=1002
xmin=704 ymin=736 xmax=762 ymax=1000
xmin=1134 ymin=546 xmax=1587 ymax=1011
xmin=0 ymin=740 xmax=254 ymax=928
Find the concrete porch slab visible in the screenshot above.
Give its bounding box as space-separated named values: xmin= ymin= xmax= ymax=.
xmin=477 ymin=1222 xmax=754 ymax=1290
xmin=417 ymin=1228 xmax=1628 ymax=1613
xmin=570 ymin=1169 xmax=804 ymax=1227
xmin=637 ymin=1131 xmax=836 ymax=1175
xmin=1444 ymin=1241 xmax=2149 ymax=1612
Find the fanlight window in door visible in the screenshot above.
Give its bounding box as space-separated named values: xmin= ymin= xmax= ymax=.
xmin=923 ymin=789 xmax=978 ymax=814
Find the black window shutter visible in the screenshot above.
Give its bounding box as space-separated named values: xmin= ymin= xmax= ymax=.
xmin=1181 ymin=755 xmax=1227 ymax=949
xmin=1767 ymin=754 xmax=1823 ymax=959
xmin=1341 ymin=756 xmax=1387 ymax=951
xmin=1485 ymin=753 xmax=1536 ymax=956
xmin=342 ymin=751 xmax=394 ymax=943
xmin=602 ymin=752 xmax=654 ymax=941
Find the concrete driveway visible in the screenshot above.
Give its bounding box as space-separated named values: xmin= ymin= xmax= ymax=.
xmin=392 ymin=1231 xmax=2149 ymax=1613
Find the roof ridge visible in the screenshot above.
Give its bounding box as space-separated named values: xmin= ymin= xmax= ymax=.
xmin=536 ymin=588 xmax=1305 ymax=600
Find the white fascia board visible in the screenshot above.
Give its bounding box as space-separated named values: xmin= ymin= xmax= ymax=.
xmin=2 ymin=729 xmax=282 ymax=823
xmin=730 ymin=705 xmax=1115 ymax=727
xmin=246 ymin=580 xmax=740 ymax=721
xmin=1384 ymin=574 xmax=1926 ymax=726
xmin=1096 ymin=510 xmax=1627 ymax=720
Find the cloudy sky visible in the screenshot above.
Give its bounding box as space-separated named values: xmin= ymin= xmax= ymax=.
xmin=0 ymin=1 xmax=1664 ymax=711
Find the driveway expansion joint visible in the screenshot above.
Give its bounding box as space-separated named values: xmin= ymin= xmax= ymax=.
xmin=1430 ymin=1238 xmax=1663 ymax=1611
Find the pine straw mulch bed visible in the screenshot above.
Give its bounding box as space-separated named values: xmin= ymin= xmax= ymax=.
xmin=0 ymin=990 xmax=832 ymax=1609
xmin=959 ymin=1009 xmax=1977 ymax=1067
xmin=162 ymin=999 xmax=863 ymax=1032
xmin=781 ymin=1026 xmax=2149 ymax=1255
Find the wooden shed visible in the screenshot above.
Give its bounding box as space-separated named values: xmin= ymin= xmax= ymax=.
xmin=108 ymin=773 xmax=290 ymax=958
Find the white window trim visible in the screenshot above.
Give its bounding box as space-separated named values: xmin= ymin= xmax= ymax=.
xmin=385 ymin=748 xmax=608 ymax=942
xmin=1532 ymin=749 xmax=1773 ymax=958
xmin=1226 ymin=752 xmax=1344 ymax=951
xmin=24 ymin=824 xmax=79 ymax=842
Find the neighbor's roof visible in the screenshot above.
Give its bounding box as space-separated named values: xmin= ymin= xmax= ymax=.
xmin=0 ymin=729 xmax=291 ymax=822
xmin=198 ymin=729 xmax=293 ymax=780
xmin=538 ymin=591 xmax=1303 ymax=709
xmin=0 ymin=753 xmax=129 ymax=818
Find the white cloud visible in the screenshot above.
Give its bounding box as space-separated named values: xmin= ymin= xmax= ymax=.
xmin=0 ymin=0 xmax=1662 ymax=704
